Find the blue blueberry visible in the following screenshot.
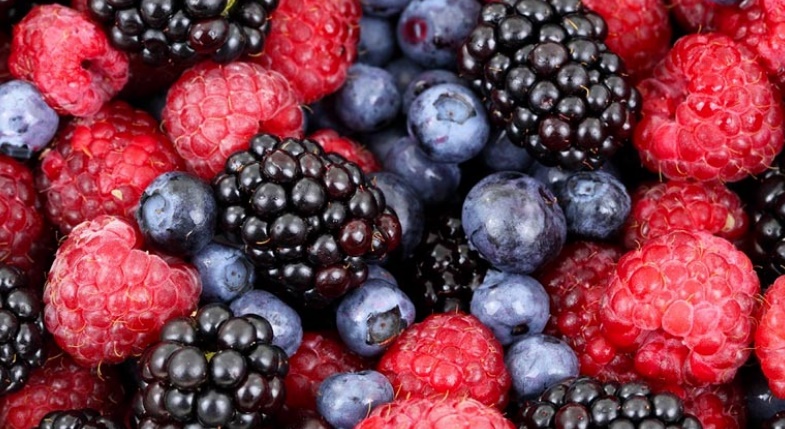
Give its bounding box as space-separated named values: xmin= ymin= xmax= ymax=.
xmin=408 ymin=83 xmax=489 ymax=164
xmin=137 ymin=171 xmax=217 ymax=256
xmin=336 ymin=279 xmax=416 ymax=357
xmin=336 ymin=64 xmax=401 ymax=133
xmin=470 ymin=270 xmax=549 ymax=346
xmin=396 ymin=0 xmax=481 ymax=68
xmin=192 ymin=242 xmax=255 ymax=304
xmin=505 ymin=334 xmax=579 ymax=399
xmin=369 ymin=171 xmax=425 ymax=258
xmin=358 ymin=16 xmax=397 ymax=67
xmin=367 ymin=264 xmax=398 ymax=286
xmin=528 ymin=160 xmax=620 ymax=195
xmin=482 ymin=131 xmax=533 ymax=172
xmin=0 ymin=80 xmax=58 ymax=159
xmin=362 ymin=0 xmax=412 ymax=17
xmin=402 ymin=69 xmax=464 ymax=112
xmin=383 ymin=136 xmax=461 ymax=206
xmin=229 ymin=289 xmax=303 ymax=356
xmin=359 ymin=122 xmax=408 ymax=161
xmin=557 ymin=171 xmax=631 ymax=240
xmin=385 ymin=57 xmax=425 ymax=93
xmin=744 ymin=364 xmax=785 ymax=423
xmin=316 ymin=370 xmax=394 ymax=429
xmin=462 ymin=172 xmax=566 ymax=274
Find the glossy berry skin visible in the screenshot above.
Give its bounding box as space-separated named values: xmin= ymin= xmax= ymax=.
xmin=368 ymin=171 xmax=425 ymax=258
xmin=336 ymin=279 xmax=416 ymax=357
xmin=360 ymin=124 xmax=408 ymax=162
xmin=230 ymin=289 xmax=304 ymax=357
xmin=362 ymin=0 xmax=411 ymax=17
xmin=356 ymin=396 xmax=515 ymax=429
xmin=402 ymin=69 xmax=464 ymax=113
xmin=482 ymin=131 xmax=533 ymax=173
xmin=385 ymin=57 xmax=424 ymax=93
xmin=309 ymin=129 xmax=382 ymax=174
xmin=556 ymin=170 xmax=631 ymax=240
xmin=505 ymin=334 xmax=579 ymax=399
xmin=366 ymin=264 xmax=397 ymax=286
xmin=747 ymin=153 xmax=785 ymax=286
xmin=528 ymin=159 xmax=619 ymax=195
xmin=744 ymin=364 xmax=785 ymax=425
xmin=0 ymin=80 xmax=57 ymax=159
xmin=34 ymin=409 xmax=122 ymax=429
xmin=756 ymin=276 xmax=785 ymax=399
xmin=336 ymin=64 xmax=402 ymax=133
xmin=316 ymin=370 xmax=394 ymax=429
xmin=358 ymin=16 xmax=396 ymax=67
xmin=383 ymin=137 xmax=461 ymax=206
xmin=191 ymin=242 xmax=255 ymax=304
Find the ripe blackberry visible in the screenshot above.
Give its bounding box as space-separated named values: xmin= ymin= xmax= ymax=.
xmin=515 ymin=377 xmax=702 ymax=428
xmin=458 ymin=0 xmax=641 ymax=171
xmin=35 ymin=409 xmax=122 ymax=429
xmin=132 ymin=303 xmax=289 ymax=428
xmin=88 ymin=0 xmax=279 ymax=65
xmin=212 ymin=134 xmax=402 ymax=307
xmin=748 ymin=153 xmax=785 ymax=288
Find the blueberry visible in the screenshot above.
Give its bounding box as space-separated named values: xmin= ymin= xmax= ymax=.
xmin=358 ymin=16 xmax=397 ymax=67
xmin=229 ymin=289 xmax=303 ymax=356
xmin=396 ymin=0 xmax=481 ymax=68
xmin=383 ymin=136 xmax=461 ymax=206
xmin=528 ymin=160 xmax=620 ymax=194
xmin=369 ymin=171 xmax=425 ymax=258
xmin=470 ymin=270 xmax=549 ymax=346
xmin=408 ymin=83 xmax=488 ymax=164
xmin=307 ymin=97 xmax=351 ymax=135
xmin=367 ymin=264 xmax=398 ymax=286
xmin=482 ymin=131 xmax=533 ymax=172
xmin=557 ymin=171 xmax=631 ymax=240
xmin=462 ymin=172 xmax=566 ymax=274
xmin=505 ymin=334 xmax=579 ymax=399
xmin=402 ymin=69 xmax=465 ymax=112
xmin=192 ymin=242 xmax=255 ymax=303
xmin=336 ymin=64 xmax=402 ymax=133
xmin=362 ymin=0 xmax=412 ymax=17
xmin=744 ymin=364 xmax=785 ymax=423
xmin=336 ymin=279 xmax=416 ymax=357
xmin=316 ymin=370 xmax=394 ymax=429
xmin=385 ymin=57 xmax=425 ymax=93
xmin=0 ymin=80 xmax=58 ymax=159
xmin=359 ymin=121 xmax=408 ymax=161
xmin=137 ymin=171 xmax=217 ymax=256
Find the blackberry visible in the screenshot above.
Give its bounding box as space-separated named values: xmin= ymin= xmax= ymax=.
xmin=515 ymin=377 xmax=702 ymax=429
xmin=35 ymin=409 xmax=122 ymax=429
xmin=765 ymin=412 xmax=785 ymax=429
xmin=212 ymin=134 xmax=402 ymax=307
xmin=88 ymin=0 xmax=279 ymax=66
xmin=132 ymin=303 xmax=289 ymax=428
xmin=458 ymin=0 xmax=641 ymax=171
xmin=748 ymin=153 xmax=785 ymax=288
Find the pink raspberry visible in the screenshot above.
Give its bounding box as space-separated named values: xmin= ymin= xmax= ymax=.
xmin=756 ymin=275 xmax=785 ymax=398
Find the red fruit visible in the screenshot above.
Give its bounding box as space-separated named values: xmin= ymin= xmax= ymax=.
xmin=8 ymin=4 xmax=129 ymax=117
xmin=355 ymin=396 xmax=515 ymax=429
xmin=668 ymin=0 xmax=718 ymax=33
xmin=377 ymin=312 xmax=511 ymax=409
xmin=600 ymin=230 xmax=760 ymax=386
xmin=309 ymin=129 xmax=381 ymax=173
xmin=0 ymin=32 xmax=10 ymax=84
xmin=0 ymin=155 xmax=46 ymax=273
xmin=756 ymin=275 xmax=785 ymax=398
xmin=44 ymin=215 xmax=202 ymax=367
xmin=254 ymin=0 xmax=362 ymax=104
xmin=162 ymin=61 xmax=304 ymax=180
xmin=657 ymin=381 xmax=747 ymax=429
xmin=623 ymin=180 xmax=748 ymax=249
xmin=36 ymin=100 xmax=184 ymax=234
xmin=634 ymin=33 xmax=784 ymax=182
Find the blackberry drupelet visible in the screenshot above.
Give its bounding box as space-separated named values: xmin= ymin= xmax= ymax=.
xmin=213 ymin=134 xmax=402 ymax=308
xmin=748 ymin=153 xmax=785 ymax=288
xmin=88 ymin=0 xmax=279 ymax=65
xmin=36 ymin=409 xmax=122 ymax=429
xmin=132 ymin=303 xmax=289 ymax=428
xmin=458 ymin=0 xmax=641 ymax=171
xmin=515 ymin=377 xmax=702 ymax=428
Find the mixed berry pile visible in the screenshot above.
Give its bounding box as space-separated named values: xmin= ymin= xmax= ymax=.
xmin=2 ymin=0 xmax=785 ymax=428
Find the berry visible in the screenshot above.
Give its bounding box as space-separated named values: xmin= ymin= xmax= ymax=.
xmin=506 ymin=334 xmax=579 ymax=399
xmin=44 ymin=215 xmax=202 ymax=367
xmin=9 ymin=4 xmax=129 ymax=117
xmin=358 ymin=16 xmax=396 ymax=67
xmin=676 ymin=382 xmax=747 ymax=429
xmin=355 ymin=395 xmax=515 ymax=429
xmin=668 ymin=0 xmax=718 ymax=32
xmin=747 ymin=153 xmax=785 ymax=286
xmin=162 ymin=61 xmax=304 ymax=180
xmin=767 ymin=412 xmax=785 ymax=429
xmin=528 ymin=159 xmax=619 ymax=194
xmin=230 ymin=289 xmax=304 ymax=357
xmin=385 ymin=57 xmax=424 ymax=93
xmin=362 ymin=0 xmax=411 ymax=17
xmin=401 ymin=69 xmax=465 ymax=113
xmin=366 ymin=264 xmax=397 ymax=286
xmin=756 ymin=275 xmax=785 ymax=398
xmin=377 ymin=312 xmax=511 ymax=409
xmin=36 ymin=100 xmax=184 ymax=234
xmin=0 ymin=80 xmax=57 ymax=159
xmin=556 ymin=170 xmax=631 ymax=240
xmin=359 ymin=123 xmax=408 ymax=162
xmin=634 ymin=33 xmax=784 ymax=182
xmin=34 ymin=409 xmax=122 ymax=429
xmin=336 ymin=64 xmax=402 ymax=133
xmin=482 ymin=130 xmax=534 ymax=173
xmin=382 ymin=136 xmax=461 ymax=206
xmin=316 ymin=370 xmax=394 ymax=429
xmin=192 ymin=242 xmax=255 ymax=304
xmin=745 ymin=363 xmax=785 ymax=425
xmin=368 ymin=171 xmax=426 ymax=258
xmin=0 ymin=154 xmax=47 ymax=274
xmin=309 ymin=128 xmax=382 ymax=174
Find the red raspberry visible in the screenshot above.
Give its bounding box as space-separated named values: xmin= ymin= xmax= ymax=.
xmin=309 ymin=129 xmax=381 ymax=173
xmin=634 ymin=33 xmax=784 ymax=182
xmin=162 ymin=61 xmax=304 ymax=180
xmin=600 ymin=230 xmax=760 ymax=386
xmin=0 ymin=155 xmax=47 ymax=274
xmin=355 ymin=396 xmax=515 ymax=429
xmin=657 ymin=381 xmax=747 ymax=429
xmin=623 ymin=180 xmax=748 ymax=249
xmin=36 ymin=100 xmax=183 ymax=234
xmin=0 ymin=32 xmax=10 ymax=84
xmin=44 ymin=215 xmax=202 ymax=367
xmin=8 ymin=4 xmax=129 ymax=117
xmin=756 ymin=275 xmax=785 ymax=398
xmin=254 ymin=0 xmax=362 ymax=104
xmin=377 ymin=312 xmax=511 ymax=409
xmin=668 ymin=0 xmax=718 ymax=33
xmin=0 ymin=351 xmax=124 ymax=429
xmin=582 ymin=0 xmax=671 ymax=80
xmin=285 ymin=331 xmax=371 ymax=412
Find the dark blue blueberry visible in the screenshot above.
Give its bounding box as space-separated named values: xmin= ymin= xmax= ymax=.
xmin=408 ymin=83 xmax=489 ymax=164
xmin=383 ymin=136 xmax=461 ymax=206
xmin=229 ymin=289 xmax=303 ymax=356
xmin=367 ymin=264 xmax=398 ymax=286
xmin=396 ymin=0 xmax=481 ymax=68
xmin=505 ymin=334 xmax=579 ymax=399
xmin=708 ymin=0 xmax=741 ymax=4
xmin=462 ymin=172 xmax=566 ymax=274
xmin=358 ymin=16 xmax=397 ymax=67
xmin=402 ymin=69 xmax=464 ymax=112
xmin=557 ymin=171 xmax=631 ymax=240
xmin=359 ymin=121 xmax=408 ymax=161
xmin=336 ymin=64 xmax=401 ymax=133
xmin=528 ymin=160 xmax=620 ymax=194
xmin=0 ymin=80 xmax=58 ymax=159
xmin=336 ymin=279 xmax=416 ymax=357
xmin=470 ymin=270 xmax=549 ymax=346
xmin=362 ymin=0 xmax=412 ymax=17
xmin=385 ymin=57 xmax=425 ymax=93
xmin=369 ymin=171 xmax=425 ymax=258
xmin=137 ymin=171 xmax=217 ymax=256
xmin=744 ymin=364 xmax=785 ymax=424
xmin=482 ymin=131 xmax=533 ymax=172
xmin=316 ymin=370 xmax=394 ymax=429
xmin=192 ymin=242 xmax=255 ymax=304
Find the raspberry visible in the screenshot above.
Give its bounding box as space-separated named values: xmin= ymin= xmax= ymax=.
xmin=43 ymin=215 xmax=202 ymax=367
xmin=354 ymin=396 xmax=515 ymax=429
xmin=0 ymin=31 xmax=10 ymax=84
xmin=623 ymin=180 xmax=748 ymax=249
xmin=657 ymin=380 xmax=747 ymax=429
xmin=309 ymin=129 xmax=381 ymax=174
xmin=254 ymin=0 xmax=362 ymax=104
xmin=8 ymin=4 xmax=129 ymax=117
xmin=0 ymin=155 xmax=46 ymax=273
xmin=600 ymin=230 xmax=760 ymax=386
xmin=377 ymin=312 xmax=511 ymax=409
xmin=162 ymin=61 xmax=304 ymax=180
xmin=668 ymin=0 xmax=718 ymax=33
xmin=756 ymin=275 xmax=785 ymax=398
xmin=36 ymin=101 xmax=184 ymax=234
xmin=634 ymin=33 xmax=784 ymax=182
